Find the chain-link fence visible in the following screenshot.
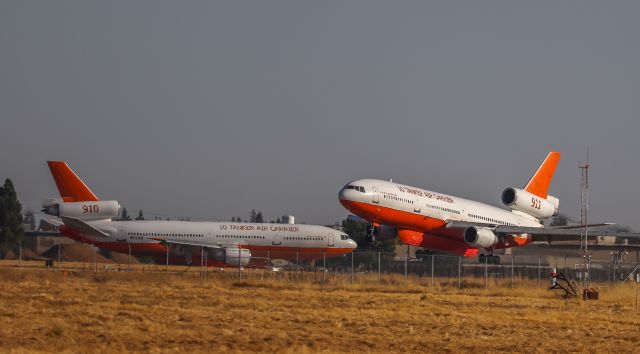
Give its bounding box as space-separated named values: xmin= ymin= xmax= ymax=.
xmin=5 ymin=249 xmax=640 ymax=288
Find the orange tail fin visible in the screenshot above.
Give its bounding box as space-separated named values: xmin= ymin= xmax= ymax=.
xmin=523 ymin=152 xmax=561 ymax=199
xmin=47 ymin=161 xmax=99 ymax=202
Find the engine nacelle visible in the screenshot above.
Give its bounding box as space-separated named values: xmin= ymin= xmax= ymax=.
xmin=546 ymin=195 xmax=559 ymax=216
xmin=501 ymin=188 xmax=556 ymax=219
xmin=209 ymin=247 xmax=251 ymax=267
xmin=42 ymin=200 xmax=121 ymax=221
xmin=463 ymin=226 xmax=499 ymax=249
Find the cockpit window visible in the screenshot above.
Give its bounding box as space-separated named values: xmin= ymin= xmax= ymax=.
xmin=341 ymin=235 xmax=350 ymax=240
xmin=344 ymin=185 xmax=365 ymax=193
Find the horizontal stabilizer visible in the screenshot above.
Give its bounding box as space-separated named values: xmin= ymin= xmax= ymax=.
xmin=61 ymin=216 xmax=109 ymax=238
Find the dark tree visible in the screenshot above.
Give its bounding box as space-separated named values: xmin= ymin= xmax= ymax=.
xmin=135 ymin=210 xmax=145 ymax=220
xmin=231 ymin=216 xmax=236 ymax=222
xmin=550 ymin=213 xmax=570 ymax=227
xmin=255 ymin=212 xmax=264 ymax=223
xmin=341 ymin=219 xmax=395 ymax=252
xmin=276 ymin=217 xmax=281 ymax=224
xmin=236 ymin=216 xmax=242 ymax=222
xmin=119 ymin=208 xmax=131 ymax=221
xmin=249 ymin=209 xmax=257 ymax=223
xmin=0 ymin=179 xmax=25 ymax=257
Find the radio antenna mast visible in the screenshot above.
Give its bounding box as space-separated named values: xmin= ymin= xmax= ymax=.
xmin=579 ymin=148 xmax=590 ymax=287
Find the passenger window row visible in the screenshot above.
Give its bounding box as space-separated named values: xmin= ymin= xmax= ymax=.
xmin=383 ymin=195 xmax=414 ymax=204
xmin=219 ymin=235 xmax=265 ymax=239
xmin=426 ymin=204 xmax=460 ymax=215
xmin=468 ymin=214 xmax=515 ymax=226
xmin=284 ymin=236 xmax=323 ymax=241
xmin=128 ymin=232 xmax=203 ymax=238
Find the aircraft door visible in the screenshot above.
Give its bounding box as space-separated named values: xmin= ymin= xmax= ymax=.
xmin=372 ymin=187 xmax=380 ymax=204
xmin=327 ymin=234 xmax=335 ymax=247
xmin=414 ymin=198 xmax=421 ymax=213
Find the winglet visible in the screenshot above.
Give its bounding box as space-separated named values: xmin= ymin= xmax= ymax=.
xmin=523 ymin=152 xmax=561 ymax=199
xmin=47 ymin=161 xmax=99 ymax=202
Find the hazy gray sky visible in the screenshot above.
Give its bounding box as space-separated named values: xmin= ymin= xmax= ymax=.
xmin=1 ymin=1 xmax=639 ymax=227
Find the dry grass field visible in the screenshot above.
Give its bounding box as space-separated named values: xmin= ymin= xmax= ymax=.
xmin=1 ymin=261 xmax=639 ymax=353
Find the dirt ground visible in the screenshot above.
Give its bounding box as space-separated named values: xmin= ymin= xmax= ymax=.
xmin=0 ymin=263 xmax=639 ymax=353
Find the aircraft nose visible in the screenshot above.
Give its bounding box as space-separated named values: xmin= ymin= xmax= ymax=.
xmin=347 ymin=239 xmax=357 ymax=249
xmin=338 ymin=187 xmax=349 ymax=201
xmin=338 ymin=185 xmax=360 ymax=202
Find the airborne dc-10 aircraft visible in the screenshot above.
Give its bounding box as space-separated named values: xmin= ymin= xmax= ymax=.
xmin=339 ymin=152 xmax=639 ymax=264
xmin=43 ymin=161 xmax=356 ymax=267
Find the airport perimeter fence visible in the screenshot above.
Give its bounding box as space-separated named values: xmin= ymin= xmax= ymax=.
xmin=6 ymin=249 xmax=640 ymax=289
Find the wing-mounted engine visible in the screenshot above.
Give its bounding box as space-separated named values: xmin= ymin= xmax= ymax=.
xmin=42 ymin=199 xmax=120 ymax=221
xmin=208 ymin=246 xmax=251 ymax=267
xmin=501 ymin=188 xmax=557 ymax=219
xmin=463 ymin=226 xmax=499 ymax=248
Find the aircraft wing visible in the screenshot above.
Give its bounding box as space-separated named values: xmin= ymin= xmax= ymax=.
xmin=149 ymin=238 xmax=230 ymax=249
xmin=61 ymin=216 xmax=110 ymax=238
xmin=445 ymin=220 xmax=640 ymax=242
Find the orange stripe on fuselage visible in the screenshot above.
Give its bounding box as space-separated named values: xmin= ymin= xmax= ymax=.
xmin=340 ymin=199 xmax=447 ymax=231
xmin=340 ymin=199 xmax=532 ymax=255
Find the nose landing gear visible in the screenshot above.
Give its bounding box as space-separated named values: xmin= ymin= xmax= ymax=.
xmin=479 ymin=254 xmax=501 ymax=265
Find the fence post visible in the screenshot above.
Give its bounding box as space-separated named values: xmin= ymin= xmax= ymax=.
xmin=484 ymin=256 xmax=488 ymax=288
xmin=92 ymin=244 xmax=97 ymax=273
xmin=238 ymin=247 xmax=242 ymax=280
xmin=296 ymin=251 xmax=299 ymax=281
xmin=166 ymin=245 xmax=169 ymax=274
xmin=511 ymin=255 xmax=514 ymax=288
xmin=378 ymin=252 xmax=381 ymax=285
xmin=18 ymin=241 xmax=22 ymax=269
xmin=204 ymin=250 xmax=208 ymax=278
xmin=404 ymin=245 xmax=409 ymax=283
xmin=431 ymin=255 xmax=435 ymax=287
xmin=351 ymin=251 xmax=354 ymax=284
xmin=56 ymin=239 xmax=61 ymax=270
xmin=537 ymin=255 xmax=541 ymax=283
xmin=322 ymin=251 xmax=326 ymax=290
xmin=128 ymin=242 xmax=132 ymax=272
xmin=458 ymin=256 xmax=462 ymax=289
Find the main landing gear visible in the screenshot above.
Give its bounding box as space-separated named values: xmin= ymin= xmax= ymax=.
xmin=479 ymin=254 xmax=500 ymax=265
xmin=366 ymin=223 xmax=378 ymax=242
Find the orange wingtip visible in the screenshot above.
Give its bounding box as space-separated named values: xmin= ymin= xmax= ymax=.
xmin=47 ymin=161 xmax=99 ymax=202
xmin=524 ymin=151 xmax=561 ymax=199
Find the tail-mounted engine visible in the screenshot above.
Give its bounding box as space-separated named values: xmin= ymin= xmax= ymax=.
xmin=501 ymin=188 xmax=558 ymax=219
xmin=463 ymin=226 xmax=499 ymax=249
xmin=42 ymin=199 xmax=121 ymax=221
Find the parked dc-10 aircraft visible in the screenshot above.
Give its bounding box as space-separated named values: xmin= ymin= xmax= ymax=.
xmin=339 ymin=152 xmax=639 ymax=264
xmin=43 ymin=161 xmax=356 ymax=267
